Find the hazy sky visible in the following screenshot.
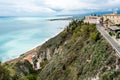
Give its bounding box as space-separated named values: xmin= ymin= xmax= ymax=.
xmin=0 ymin=0 xmax=120 ymax=16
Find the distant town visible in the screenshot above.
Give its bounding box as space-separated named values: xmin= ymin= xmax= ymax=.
xmin=84 ymin=11 xmax=120 ymax=57
xmin=84 ymin=11 xmax=120 ymax=39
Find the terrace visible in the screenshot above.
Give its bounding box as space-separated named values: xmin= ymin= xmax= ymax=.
xmin=108 ymin=26 xmax=120 ymax=39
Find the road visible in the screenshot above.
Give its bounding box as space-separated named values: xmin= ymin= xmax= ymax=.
xmin=96 ymin=24 xmax=120 ymax=57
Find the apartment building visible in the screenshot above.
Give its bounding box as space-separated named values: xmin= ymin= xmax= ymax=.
xmin=103 ymin=12 xmax=120 ymax=24
xmin=84 ymin=16 xmax=100 ymax=24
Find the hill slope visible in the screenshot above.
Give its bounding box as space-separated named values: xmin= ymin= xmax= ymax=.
xmin=36 ymin=20 xmax=120 ymax=80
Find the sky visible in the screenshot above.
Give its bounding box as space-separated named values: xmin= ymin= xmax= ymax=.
xmin=0 ymin=0 xmax=120 ymax=16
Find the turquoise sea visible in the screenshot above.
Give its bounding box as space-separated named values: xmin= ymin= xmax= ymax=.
xmin=0 ymin=17 xmax=70 ymax=62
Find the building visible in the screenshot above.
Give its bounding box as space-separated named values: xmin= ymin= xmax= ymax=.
xmin=108 ymin=26 xmax=120 ymax=38
xmin=103 ymin=12 xmax=120 ymax=24
xmin=84 ymin=16 xmax=100 ymax=24
xmin=23 ymin=54 xmax=36 ymax=68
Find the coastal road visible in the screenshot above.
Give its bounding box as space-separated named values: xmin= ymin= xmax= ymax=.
xmin=96 ymin=24 xmax=120 ymax=57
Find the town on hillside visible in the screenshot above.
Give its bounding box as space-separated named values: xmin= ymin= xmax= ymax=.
xmin=84 ymin=11 xmax=120 ymax=39
xmin=84 ymin=11 xmax=120 ymax=58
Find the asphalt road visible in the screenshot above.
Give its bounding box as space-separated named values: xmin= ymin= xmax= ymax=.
xmin=96 ymin=24 xmax=120 ymax=57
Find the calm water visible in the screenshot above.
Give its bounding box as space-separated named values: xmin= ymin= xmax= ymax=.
xmin=0 ymin=17 xmax=70 ymax=62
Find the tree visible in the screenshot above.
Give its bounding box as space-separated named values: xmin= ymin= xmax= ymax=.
xmin=0 ymin=62 xmax=11 ymax=80
xmin=14 ymin=60 xmax=34 ymax=78
xmin=90 ymin=32 xmax=100 ymax=41
xmin=104 ymin=19 xmax=113 ymax=28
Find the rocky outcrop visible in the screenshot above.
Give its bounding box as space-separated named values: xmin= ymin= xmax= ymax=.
xmin=14 ymin=60 xmax=34 ymax=77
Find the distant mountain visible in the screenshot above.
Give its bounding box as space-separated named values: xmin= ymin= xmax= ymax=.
xmin=57 ymin=9 xmax=120 ymax=18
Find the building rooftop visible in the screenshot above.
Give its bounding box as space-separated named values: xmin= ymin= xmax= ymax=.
xmin=108 ymin=26 xmax=120 ymax=31
xmin=104 ymin=13 xmax=120 ymax=16
xmin=86 ymin=16 xmax=98 ymax=18
xmin=23 ymin=54 xmax=36 ymax=64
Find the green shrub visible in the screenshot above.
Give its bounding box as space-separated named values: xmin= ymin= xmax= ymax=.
xmin=116 ymin=32 xmax=120 ymax=39
xmin=40 ymin=58 xmax=48 ymax=68
xmin=90 ymin=32 xmax=100 ymax=41
xmin=100 ymin=70 xmax=120 ymax=80
xmin=20 ymin=74 xmax=36 ymax=80
xmin=0 ymin=62 xmax=11 ymax=80
xmin=109 ymin=32 xmax=113 ymax=36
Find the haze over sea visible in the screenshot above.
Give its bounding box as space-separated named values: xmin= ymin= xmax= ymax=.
xmin=0 ymin=16 xmax=70 ymax=62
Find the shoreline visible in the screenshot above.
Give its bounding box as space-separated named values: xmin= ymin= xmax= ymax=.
xmin=4 ymin=45 xmax=41 ymax=64
xmin=3 ymin=18 xmax=71 ymax=64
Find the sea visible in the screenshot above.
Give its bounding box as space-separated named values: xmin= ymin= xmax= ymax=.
xmin=0 ymin=16 xmax=70 ymax=62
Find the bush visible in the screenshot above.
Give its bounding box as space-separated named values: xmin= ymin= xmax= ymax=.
xmin=20 ymin=74 xmax=36 ymax=80
xmin=115 ymin=24 xmax=120 ymax=27
xmin=14 ymin=60 xmax=34 ymax=77
xmin=109 ymin=32 xmax=113 ymax=36
xmin=100 ymin=70 xmax=120 ymax=80
xmin=90 ymin=32 xmax=100 ymax=41
xmin=116 ymin=32 xmax=120 ymax=39
xmin=0 ymin=62 xmax=11 ymax=80
xmin=81 ymin=25 xmax=89 ymax=34
xmin=40 ymin=58 xmax=48 ymax=68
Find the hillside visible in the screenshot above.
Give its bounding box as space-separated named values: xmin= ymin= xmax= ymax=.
xmin=1 ymin=19 xmax=120 ymax=80
xmin=35 ymin=20 xmax=120 ymax=80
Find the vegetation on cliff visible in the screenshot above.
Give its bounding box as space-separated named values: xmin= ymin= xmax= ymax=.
xmin=36 ymin=20 xmax=120 ymax=80
xmin=1 ymin=19 xmax=120 ymax=80
xmin=0 ymin=62 xmax=11 ymax=80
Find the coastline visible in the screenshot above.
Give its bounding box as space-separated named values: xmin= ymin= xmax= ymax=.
xmin=4 ymin=18 xmax=72 ymax=64
xmin=4 ymin=45 xmax=40 ymax=64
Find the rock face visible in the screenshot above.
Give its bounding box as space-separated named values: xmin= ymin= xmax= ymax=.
xmin=14 ymin=60 xmax=34 ymax=77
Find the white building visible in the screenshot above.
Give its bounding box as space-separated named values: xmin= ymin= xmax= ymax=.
xmin=84 ymin=16 xmax=100 ymax=24
xmin=103 ymin=12 xmax=120 ymax=24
